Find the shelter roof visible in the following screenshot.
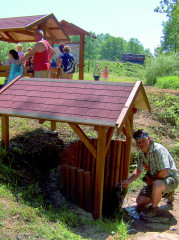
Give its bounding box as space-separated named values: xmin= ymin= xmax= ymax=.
xmin=0 ymin=14 xmax=69 ymax=43
xmin=59 ymin=20 xmax=97 ymax=39
xmin=0 ymin=78 xmax=150 ymax=127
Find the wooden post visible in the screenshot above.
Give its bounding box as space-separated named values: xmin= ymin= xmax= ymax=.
xmin=61 ymin=164 xmax=67 ymax=196
xmin=84 ymin=171 xmax=92 ymax=212
xmin=71 ymin=167 xmax=77 ymax=202
xmin=1 ymin=115 xmax=9 ymax=148
xmin=93 ymin=126 xmax=107 ymax=219
xmin=123 ymin=114 xmax=133 ymax=180
xmin=109 ymin=140 xmax=117 ymax=192
xmin=51 ymin=120 xmax=56 ymax=131
xmin=79 ymin=34 xmax=85 ymax=80
xmin=66 ymin=165 xmax=71 ymax=199
xmin=114 ymin=140 xmax=122 ymax=186
xmin=77 ymin=169 xmax=84 ymax=208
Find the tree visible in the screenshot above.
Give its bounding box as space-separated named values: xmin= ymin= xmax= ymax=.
xmin=155 ymin=0 xmax=179 ymax=53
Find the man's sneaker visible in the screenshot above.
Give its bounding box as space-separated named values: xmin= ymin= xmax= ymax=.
xmin=166 ymin=191 xmax=175 ymax=204
xmin=140 ymin=205 xmax=157 ymax=219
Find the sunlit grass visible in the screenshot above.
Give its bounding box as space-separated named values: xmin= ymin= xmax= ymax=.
xmin=73 ymin=72 xmax=142 ymax=83
xmin=0 ymin=77 xmax=5 ymax=84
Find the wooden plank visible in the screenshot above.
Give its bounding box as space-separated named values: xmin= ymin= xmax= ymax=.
xmin=77 ymin=169 xmax=84 ymax=208
xmin=0 ymin=72 xmax=9 ymax=77
xmin=0 ymin=66 xmax=11 ymax=71
xmin=113 ymin=141 xmax=122 ymax=186
xmin=123 ymin=113 xmax=133 ymax=180
xmin=1 ymin=115 xmax=9 ymax=148
xmin=77 ymin=141 xmax=82 ymax=169
xmin=79 ymin=34 xmax=85 ymax=80
xmin=69 ymin=123 xmax=96 ymax=158
xmin=71 ymin=167 xmax=77 ymax=202
xmin=61 ymin=164 xmax=67 ymax=196
xmin=91 ymin=139 xmax=97 ymax=191
xmin=125 ymin=117 xmax=132 ymax=137
xmin=104 ymin=141 xmax=111 ymax=196
xmin=105 ymin=127 xmax=114 ymax=156
xmin=84 ymin=171 xmax=92 ymax=212
xmin=119 ymin=142 xmax=125 ymax=183
xmin=66 ymin=165 xmax=71 ymax=199
xmin=51 ymin=120 xmax=56 ymax=131
xmin=109 ymin=140 xmax=117 ymax=192
xmin=93 ymin=126 xmax=107 ymax=219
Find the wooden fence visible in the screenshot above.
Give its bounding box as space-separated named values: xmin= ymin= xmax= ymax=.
xmin=60 ymin=138 xmax=126 ymax=213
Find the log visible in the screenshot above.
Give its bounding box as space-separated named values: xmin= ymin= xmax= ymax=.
xmin=84 ymin=171 xmax=92 ymax=212
xmin=77 ymin=169 xmax=84 ymax=208
xmin=71 ymin=167 xmax=77 ymax=202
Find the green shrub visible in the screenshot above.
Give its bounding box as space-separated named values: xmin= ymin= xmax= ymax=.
xmin=155 ymin=75 xmax=179 ymax=90
xmin=145 ymin=53 xmax=179 ymax=85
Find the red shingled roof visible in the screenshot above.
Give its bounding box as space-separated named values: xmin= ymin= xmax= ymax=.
xmin=0 ymin=78 xmax=138 ymax=127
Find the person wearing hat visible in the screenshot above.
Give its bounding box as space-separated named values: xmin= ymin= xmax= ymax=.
xmin=121 ymin=129 xmax=178 ymax=219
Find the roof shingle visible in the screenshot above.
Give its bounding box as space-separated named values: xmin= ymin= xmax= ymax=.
xmin=0 ymin=78 xmax=136 ymax=127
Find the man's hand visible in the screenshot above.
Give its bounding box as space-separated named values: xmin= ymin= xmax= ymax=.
xmin=122 ymin=179 xmax=130 ymax=188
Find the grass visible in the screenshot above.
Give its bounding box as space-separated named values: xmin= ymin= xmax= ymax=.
xmin=73 ymin=72 xmax=142 ymax=82
xmin=0 ymin=77 xmax=5 ymax=84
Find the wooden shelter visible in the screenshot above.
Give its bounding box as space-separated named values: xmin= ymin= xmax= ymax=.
xmin=0 ymin=77 xmax=151 ymax=219
xmin=0 ymin=14 xmax=97 ymax=80
xmin=0 ymin=14 xmax=69 ymax=43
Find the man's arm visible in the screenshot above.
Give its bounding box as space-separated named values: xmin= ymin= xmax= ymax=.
xmin=122 ymin=168 xmax=142 ymax=188
xmin=145 ymin=168 xmax=169 ymax=185
xmin=49 ymin=46 xmax=56 ymax=62
xmin=20 ymin=43 xmax=41 ymax=63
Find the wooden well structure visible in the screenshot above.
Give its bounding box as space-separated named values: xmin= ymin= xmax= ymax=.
xmin=0 ymin=14 xmax=96 ymax=80
xmin=0 ymin=77 xmax=151 ymax=219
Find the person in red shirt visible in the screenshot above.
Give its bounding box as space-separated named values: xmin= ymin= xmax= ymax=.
xmin=102 ymin=66 xmax=109 ymax=81
xmin=19 ymin=30 xmax=56 ymax=78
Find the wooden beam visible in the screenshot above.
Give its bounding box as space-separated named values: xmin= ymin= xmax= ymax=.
xmin=79 ymin=34 xmax=85 ymax=80
xmin=123 ymin=113 xmax=133 ymax=180
xmin=1 ymin=115 xmax=9 ymax=148
xmin=93 ymin=126 xmax=107 ymax=219
xmin=125 ymin=117 xmax=132 ymax=137
xmin=105 ymin=127 xmax=114 ymax=155
xmin=39 ymin=119 xmax=46 ymax=124
xmin=0 ymin=75 xmax=21 ymax=94
xmin=69 ymin=123 xmax=96 ymax=158
xmin=51 ymin=120 xmax=56 ymax=131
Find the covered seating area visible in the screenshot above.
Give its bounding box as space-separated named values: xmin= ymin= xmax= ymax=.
xmin=0 ymin=13 xmax=96 ymax=80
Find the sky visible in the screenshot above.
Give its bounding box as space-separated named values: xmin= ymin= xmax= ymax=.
xmin=0 ymin=0 xmax=167 ymax=54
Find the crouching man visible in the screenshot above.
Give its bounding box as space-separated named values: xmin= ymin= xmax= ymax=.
xmin=121 ymin=129 xmax=178 ymax=219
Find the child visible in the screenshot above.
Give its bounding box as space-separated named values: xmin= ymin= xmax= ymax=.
xmin=93 ymin=64 xmax=101 ymax=81
xmin=25 ymin=47 xmax=34 ymax=76
xmin=102 ymin=66 xmax=109 ymax=81
xmin=7 ymin=49 xmax=23 ymax=84
xmin=17 ymin=43 xmax=24 ymax=60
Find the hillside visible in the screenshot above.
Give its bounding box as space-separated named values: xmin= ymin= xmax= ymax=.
xmin=0 ymin=84 xmax=178 ymax=240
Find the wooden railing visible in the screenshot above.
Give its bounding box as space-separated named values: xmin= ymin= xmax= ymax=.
xmin=0 ymin=66 xmax=60 ymax=88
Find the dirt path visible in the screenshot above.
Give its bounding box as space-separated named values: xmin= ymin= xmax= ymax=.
xmin=121 ymin=192 xmax=179 ymax=240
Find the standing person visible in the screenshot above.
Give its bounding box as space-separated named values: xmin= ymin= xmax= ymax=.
xmin=24 ymin=47 xmax=34 ymax=77
xmin=121 ymin=129 xmax=178 ymax=219
xmin=93 ymin=64 xmax=101 ymax=81
xmin=102 ymin=66 xmax=109 ymax=81
xmin=19 ymin=30 xmax=56 ymax=78
xmin=7 ymin=49 xmax=23 ymax=84
xmin=17 ymin=44 xmax=24 ymax=60
xmin=59 ymin=43 xmax=65 ymax=54
xmin=57 ymin=45 xmax=74 ymax=79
